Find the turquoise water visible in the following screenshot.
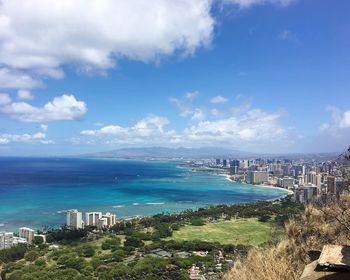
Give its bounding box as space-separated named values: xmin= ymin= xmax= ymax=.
xmin=0 ymin=158 xmax=288 ymax=231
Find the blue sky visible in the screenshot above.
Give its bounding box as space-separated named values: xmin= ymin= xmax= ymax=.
xmin=0 ymin=0 xmax=349 ymax=155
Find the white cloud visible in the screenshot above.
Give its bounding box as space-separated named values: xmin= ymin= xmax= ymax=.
xmin=170 ymin=91 xmax=200 ymax=118
xmin=210 ymin=95 xmax=228 ymax=104
xmin=81 ymin=116 xmax=173 ymax=143
xmin=183 ymin=109 xmax=285 ymax=144
xmin=191 ymin=109 xmax=206 ymax=121
xmin=0 ymin=93 xmax=11 ymax=105
xmin=93 ymin=122 xmax=105 ymax=127
xmin=278 ymin=29 xmax=301 ymax=45
xmin=66 ymin=137 xmax=96 ymax=145
xmin=0 ymin=94 xmax=87 ymax=122
xmin=230 ymin=100 xmax=252 ymax=115
xmin=320 ymin=106 xmax=350 ymax=132
xmin=0 ymin=131 xmax=53 ymax=145
xmin=317 ymin=106 xmax=350 ymax=152
xmin=319 ymin=106 xmax=350 ymax=139
xmin=81 ymin=109 xmax=286 ymax=148
xmin=339 ymin=111 xmax=350 ymax=129
xmin=222 ymin=0 xmax=295 ymax=8
xmin=17 ymin=90 xmax=34 ymax=100
xmin=0 ymin=68 xmax=43 ymax=89
xmin=0 ymin=0 xmax=214 ymax=89
xmin=210 ymin=108 xmax=221 ymax=116
xmin=40 ymin=124 xmax=48 ymax=132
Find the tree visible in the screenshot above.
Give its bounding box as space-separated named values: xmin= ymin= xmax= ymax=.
xmin=33 ymin=236 xmax=44 ymax=246
xmin=190 ymin=218 xmax=205 ymax=226
xmin=124 ymin=236 xmax=144 ymax=248
xmin=24 ymin=251 xmax=39 ymax=262
xmin=79 ymin=245 xmax=95 ymax=257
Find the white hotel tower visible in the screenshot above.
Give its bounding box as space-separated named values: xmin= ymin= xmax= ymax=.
xmin=66 ymin=209 xmax=83 ymax=229
xmin=85 ymin=212 xmax=102 ymax=227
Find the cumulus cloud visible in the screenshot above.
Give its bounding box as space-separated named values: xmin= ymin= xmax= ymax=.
xmin=183 ymin=109 xmax=285 ymax=144
xmin=321 ymin=106 xmax=350 ymax=131
xmin=0 ymin=68 xmax=43 ymax=89
xmin=0 ymin=93 xmax=11 ymax=105
xmin=0 ymin=0 xmax=214 ymax=89
xmin=0 ymin=131 xmax=53 ymax=145
xmin=0 ymin=94 xmax=87 ymax=122
xmin=81 ymin=115 xmax=176 ymax=145
xmin=222 ymin=0 xmax=295 ymax=8
xmin=339 ymin=111 xmax=350 ymax=129
xmin=81 ymin=109 xmax=286 ymax=148
xmin=210 ymin=95 xmax=228 ymax=104
xmin=17 ymin=90 xmax=34 ymax=100
xmin=170 ymin=91 xmax=201 ymax=118
xmin=40 ymin=124 xmax=48 ymax=132
xmin=316 ymin=106 xmax=350 ymax=151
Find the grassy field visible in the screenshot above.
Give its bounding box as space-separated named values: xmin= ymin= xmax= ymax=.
xmin=166 ymin=218 xmax=281 ymax=246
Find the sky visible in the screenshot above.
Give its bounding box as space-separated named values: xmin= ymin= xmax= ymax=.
xmin=0 ymin=0 xmax=349 ymax=156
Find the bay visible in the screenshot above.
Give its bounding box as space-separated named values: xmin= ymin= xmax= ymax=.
xmin=0 ymin=157 xmax=288 ymax=231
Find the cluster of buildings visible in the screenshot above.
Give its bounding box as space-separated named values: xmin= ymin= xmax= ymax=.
xmin=0 ymin=210 xmax=118 ymax=251
xmin=67 ymin=209 xmax=117 ymax=229
xmin=0 ymin=227 xmax=46 ymax=250
xmin=203 ymin=157 xmax=347 ymax=204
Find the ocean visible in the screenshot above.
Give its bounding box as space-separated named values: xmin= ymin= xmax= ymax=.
xmin=0 ymin=157 xmax=288 ymax=231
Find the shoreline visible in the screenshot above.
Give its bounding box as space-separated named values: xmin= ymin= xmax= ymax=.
xmin=223 ymin=174 xmax=294 ymax=195
xmin=185 ymin=165 xmax=294 ymax=198
xmin=2 ymin=161 xmax=293 ymax=232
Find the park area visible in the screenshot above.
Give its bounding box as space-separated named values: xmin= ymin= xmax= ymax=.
xmin=167 ymin=218 xmax=281 ymax=246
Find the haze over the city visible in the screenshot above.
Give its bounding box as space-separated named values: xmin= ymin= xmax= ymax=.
xmin=0 ymin=0 xmax=349 ymax=156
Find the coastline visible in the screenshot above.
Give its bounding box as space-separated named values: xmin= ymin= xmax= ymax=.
xmin=185 ymin=165 xmax=293 ymax=198
xmin=1 ymin=159 xmax=295 ymax=232
xmin=223 ymin=174 xmax=294 ymax=196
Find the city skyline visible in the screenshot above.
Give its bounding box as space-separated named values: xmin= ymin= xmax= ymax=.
xmin=0 ymin=0 xmax=349 ymax=156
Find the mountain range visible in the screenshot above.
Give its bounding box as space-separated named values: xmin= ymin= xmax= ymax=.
xmin=81 ymin=146 xmax=250 ymax=159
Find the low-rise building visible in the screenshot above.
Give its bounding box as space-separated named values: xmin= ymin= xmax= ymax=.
xmin=13 ymin=237 xmax=28 ymax=246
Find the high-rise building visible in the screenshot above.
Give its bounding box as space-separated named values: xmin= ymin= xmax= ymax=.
xmin=246 ymin=171 xmax=268 ymax=184
xmin=222 ymin=159 xmax=227 ymax=167
xmin=281 ymin=165 xmax=290 ymax=176
xmin=67 ymin=209 xmax=83 ymax=229
xmin=0 ymin=232 xmax=13 ymax=249
xmin=19 ymin=227 xmax=35 ymax=244
xmin=97 ymin=217 xmax=108 ymax=229
xmin=215 ymin=159 xmax=221 ymax=165
xmin=308 ymin=171 xmax=317 ymax=185
xmin=279 ymin=177 xmax=294 ymax=188
xmin=292 ymin=165 xmax=303 ymax=177
xmin=85 ymin=212 xmax=102 ymax=227
xmin=327 ymin=176 xmax=336 ymax=195
xmin=229 ymin=160 xmax=240 ymax=175
xmin=102 ymin=212 xmax=117 ymax=227
xmin=97 ymin=212 xmax=117 ymax=229
xmin=300 ymin=184 xmax=318 ymax=202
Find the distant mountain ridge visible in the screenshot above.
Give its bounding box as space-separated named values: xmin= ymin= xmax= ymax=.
xmin=81 ymin=146 xmax=250 ymax=159
xmin=78 ymin=147 xmax=340 ymax=160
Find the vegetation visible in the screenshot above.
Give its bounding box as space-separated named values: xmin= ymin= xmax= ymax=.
xmin=167 ymin=218 xmax=281 ymax=246
xmin=224 ymin=148 xmax=350 ymax=280
xmin=0 ymin=196 xmax=304 ymax=279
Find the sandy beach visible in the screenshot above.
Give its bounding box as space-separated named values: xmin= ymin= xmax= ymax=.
xmin=224 ymin=174 xmax=294 ymax=195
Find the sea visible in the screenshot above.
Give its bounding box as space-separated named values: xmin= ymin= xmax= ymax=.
xmin=0 ymin=157 xmax=289 ymax=231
